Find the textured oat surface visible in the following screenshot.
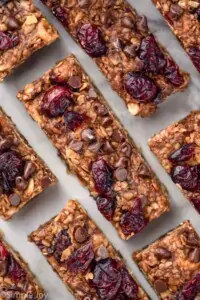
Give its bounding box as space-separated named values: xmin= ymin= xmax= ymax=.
xmin=41 ymin=0 xmax=189 ymax=117
xmin=133 ymin=221 xmax=200 ymax=299
xmin=29 ymin=199 xmax=149 ymax=300
xmin=0 ymin=0 xmax=59 ymax=81
xmin=17 ymin=55 xmax=170 ymax=240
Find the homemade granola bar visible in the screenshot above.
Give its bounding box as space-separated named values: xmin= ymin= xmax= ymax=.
xmin=0 ymin=0 xmax=59 ymax=82
xmin=148 ymin=111 xmax=200 ymax=214
xmin=0 ymin=231 xmax=46 ymax=299
xmin=17 ymin=55 xmax=170 ymax=240
xmin=29 ymin=199 xmax=149 ymax=299
xmin=133 ymin=220 xmax=200 ymax=300
xmin=40 ymin=0 xmax=189 ymax=117
xmin=0 ymin=108 xmax=57 ymax=220
xmin=152 ymin=0 xmax=200 ymax=73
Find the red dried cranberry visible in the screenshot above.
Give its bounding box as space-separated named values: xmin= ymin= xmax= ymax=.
xmin=0 ymin=151 xmax=24 ymax=194
xmin=64 ymin=111 xmax=85 ymax=131
xmin=0 ymin=31 xmax=19 ymax=50
xmin=119 ymin=268 xmax=138 ymax=298
xmin=8 ymin=256 xmax=26 ymax=282
xmin=164 ymin=58 xmax=184 ymax=87
xmin=168 ymin=144 xmax=195 ymax=163
xmin=41 ymin=85 xmax=73 ymax=118
xmin=96 ymin=197 xmax=115 ymax=220
xmin=92 ymin=159 xmax=113 ymax=196
xmin=53 ymin=229 xmax=71 ymax=262
xmin=176 ymin=273 xmax=200 ymax=300
xmin=190 ymin=197 xmax=200 ymax=214
xmin=120 ymin=197 xmax=147 ymax=236
xmin=188 ymin=46 xmax=200 ymax=72
xmin=0 ymin=243 xmax=9 ymax=260
xmin=139 ymin=34 xmax=166 ymax=74
xmin=77 ymin=24 xmax=107 ymax=57
xmin=92 ymin=258 xmax=121 ymax=299
xmin=124 ymin=72 xmax=158 ymax=102
xmin=171 ymin=165 xmax=199 ymax=192
xmin=66 ymin=241 xmax=94 ymax=273
xmin=52 ymin=5 xmax=67 ymax=25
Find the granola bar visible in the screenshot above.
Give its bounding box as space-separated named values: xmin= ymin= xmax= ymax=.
xmin=39 ymin=0 xmax=189 ymax=117
xmin=152 ymin=0 xmax=200 ymax=73
xmin=148 ymin=111 xmax=200 ymax=214
xmin=0 ymin=0 xmax=59 ymax=82
xmin=29 ymin=199 xmax=149 ymax=300
xmin=133 ymin=220 xmax=200 ymax=300
xmin=0 ymin=108 xmax=57 ymax=220
xmin=0 ymin=231 xmax=46 ymax=299
xmin=17 ymin=55 xmax=170 ymax=240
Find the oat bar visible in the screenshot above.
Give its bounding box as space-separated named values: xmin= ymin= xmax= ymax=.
xmin=29 ymin=199 xmax=149 ymax=299
xmin=133 ymin=220 xmax=200 ymax=300
xmin=0 ymin=0 xmax=59 ymax=82
xmin=0 ymin=231 xmax=46 ymax=299
xmin=148 ymin=111 xmax=200 ymax=214
xmin=39 ymin=0 xmax=189 ymax=117
xmin=0 ymin=108 xmax=57 ymax=220
xmin=152 ymin=0 xmax=200 ymax=73
xmin=17 ymin=55 xmax=170 ymax=239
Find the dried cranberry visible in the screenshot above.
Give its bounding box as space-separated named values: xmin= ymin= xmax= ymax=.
xmin=64 ymin=111 xmax=85 ymax=131
xmin=188 ymin=46 xmax=200 ymax=72
xmin=66 ymin=241 xmax=94 ymax=273
xmin=0 ymin=243 xmax=9 ymax=260
xmin=119 ymin=268 xmax=138 ymax=298
xmin=53 ymin=229 xmax=71 ymax=262
xmin=8 ymin=256 xmax=26 ymax=282
xmin=92 ymin=159 xmax=113 ymax=196
xmin=0 ymin=151 xmax=24 ymax=193
xmin=92 ymin=258 xmax=121 ymax=299
xmin=139 ymin=34 xmax=166 ymax=74
xmin=77 ymin=24 xmax=107 ymax=57
xmin=52 ymin=5 xmax=67 ymax=25
xmin=124 ymin=72 xmax=158 ymax=102
xmin=168 ymin=144 xmax=195 ymax=163
xmin=120 ymin=197 xmax=147 ymax=236
xmin=0 ymin=31 xmax=19 ymax=50
xmin=164 ymin=58 xmax=184 ymax=87
xmin=41 ymin=85 xmax=73 ymax=118
xmin=190 ymin=197 xmax=200 ymax=214
xmin=96 ymin=197 xmax=115 ymax=220
xmin=171 ymin=165 xmax=200 ymax=192
xmin=176 ymin=273 xmax=200 ymax=300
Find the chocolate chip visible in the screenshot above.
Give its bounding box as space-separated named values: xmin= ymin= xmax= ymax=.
xmin=114 ymin=167 xmax=128 ymax=181
xmin=69 ymin=140 xmax=83 ymax=152
xmin=88 ymin=141 xmax=102 ymax=153
xmin=23 ymin=161 xmax=36 ymax=180
xmin=0 ymin=138 xmax=13 ymax=151
xmin=155 ymin=247 xmax=172 ymax=259
xmin=189 ymin=247 xmax=200 ymax=263
xmin=136 ymin=15 xmax=148 ymax=33
xmin=121 ymin=16 xmax=135 ymax=29
xmin=0 ymin=259 xmax=8 ymax=276
xmin=74 ymin=226 xmax=89 ymax=243
xmin=81 ymin=128 xmax=95 ymax=142
xmin=6 ymin=16 xmax=20 ymax=30
xmin=103 ymin=141 xmax=114 ymax=153
xmin=154 ymin=279 xmax=168 ymax=294
xmin=101 ymin=11 xmax=114 ymax=27
xmin=68 ymin=75 xmax=82 ymax=90
xmin=102 ymin=117 xmax=113 ymax=127
xmin=88 ymin=88 xmax=97 ymax=99
xmin=9 ymin=194 xmax=21 ymax=206
xmin=78 ymin=0 xmax=91 ymax=8
xmin=41 ymin=176 xmax=52 ymax=188
xmin=96 ymin=245 xmax=108 ymax=260
xmin=124 ymin=44 xmax=137 ymax=57
xmin=138 ymin=164 xmax=151 ymax=178
xmin=112 ymin=38 xmax=123 ymax=51
xmin=0 ymin=0 xmax=10 ymax=6
xmin=112 ymin=130 xmax=124 ymax=143
xmin=170 ymin=4 xmax=183 ymax=19
xmin=94 ymin=103 xmax=108 ymax=116
xmin=115 ymin=157 xmax=129 ymax=168
xmin=186 ymin=233 xmax=199 ymax=246
xmin=15 ymin=176 xmax=27 ymax=191
xmin=120 ymin=142 xmax=132 ymax=157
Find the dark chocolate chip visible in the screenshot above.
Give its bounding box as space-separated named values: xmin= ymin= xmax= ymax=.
xmin=0 ymin=138 xmax=13 ymax=151
xmin=15 ymin=176 xmax=27 ymax=191
xmin=78 ymin=0 xmax=91 ymax=8
xmin=88 ymin=141 xmax=102 ymax=153
xmin=0 ymin=0 xmax=10 ymax=7
xmin=0 ymin=259 xmax=8 ymax=276
xmin=103 ymin=141 xmax=114 ymax=153
xmin=189 ymin=247 xmax=200 ymax=263
xmin=68 ymin=75 xmax=82 ymax=90
xmin=186 ymin=233 xmax=199 ymax=246
xmin=112 ymin=130 xmax=124 ymax=142
xmin=154 ymin=279 xmax=168 ymax=294
xmin=23 ymin=161 xmax=36 ymax=180
xmin=94 ymin=103 xmax=108 ymax=116
xmin=138 ymin=164 xmax=151 ymax=178
xmin=155 ymin=247 xmax=172 ymax=259
xmin=88 ymin=88 xmax=97 ymax=99
xmin=81 ymin=128 xmax=95 ymax=142
xmin=74 ymin=226 xmax=89 ymax=243
xmin=124 ymin=44 xmax=137 ymax=57
xmin=121 ymin=16 xmax=135 ymax=29
xmin=101 ymin=11 xmax=114 ymax=27
xmin=41 ymin=176 xmax=52 ymax=188
xmin=120 ymin=142 xmax=132 ymax=157
xmin=170 ymin=4 xmax=183 ymax=19
xmin=102 ymin=117 xmax=113 ymax=127
xmin=136 ymin=15 xmax=148 ymax=33
xmin=96 ymin=245 xmax=108 ymax=260
xmin=114 ymin=167 xmax=128 ymax=181
xmin=115 ymin=157 xmax=129 ymax=168
xmin=69 ymin=140 xmax=83 ymax=152
xmin=9 ymin=194 xmax=21 ymax=206
xmin=6 ymin=16 xmax=20 ymax=30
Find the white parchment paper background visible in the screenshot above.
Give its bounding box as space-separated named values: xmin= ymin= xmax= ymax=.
xmin=0 ymin=0 xmax=200 ymax=299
